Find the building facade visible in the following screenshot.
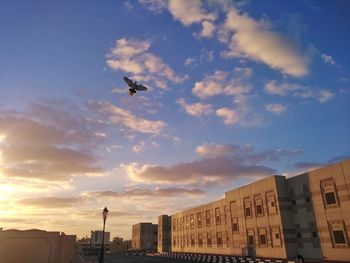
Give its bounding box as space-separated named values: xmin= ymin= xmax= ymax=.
xmin=159 ymin=159 xmax=350 ymax=261
xmin=132 ymin=223 xmax=158 ymax=250
xmin=0 ymin=229 xmax=76 ymax=263
xmin=90 ymin=230 xmax=110 ymax=251
xmin=158 ymin=215 xmax=171 ymax=252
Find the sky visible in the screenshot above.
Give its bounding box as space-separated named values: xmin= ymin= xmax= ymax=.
xmin=0 ymin=0 xmax=349 ymax=240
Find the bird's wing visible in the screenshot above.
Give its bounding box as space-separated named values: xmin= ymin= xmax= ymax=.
xmin=135 ymin=85 xmax=147 ymax=91
xmin=123 ymin=77 xmax=134 ymax=88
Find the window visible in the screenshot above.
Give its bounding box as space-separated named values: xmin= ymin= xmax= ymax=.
xmin=215 ymin=207 xmax=221 ymax=225
xmin=312 ymin=232 xmax=317 ymax=238
xmin=191 ymin=234 xmax=195 ymax=247
xmin=247 ymin=229 xmax=255 ymax=246
xmin=197 ymin=212 xmax=202 ymax=228
xmin=198 ymin=234 xmax=203 ymax=247
xmin=306 ymin=197 xmax=311 ymax=203
xmin=258 ymin=228 xmax=267 ymax=246
xmin=190 ymin=214 xmax=194 ymax=229
xmin=205 ymin=210 xmax=211 ymax=226
xmin=173 ymin=238 xmax=176 ymax=247
xmin=329 ymin=220 xmax=349 ymax=247
xmin=244 ymin=197 xmax=252 ymax=218
xmin=232 ymin=219 xmax=239 ymax=233
xmin=271 ymin=227 xmax=281 ymax=247
xmin=321 ymin=178 xmax=339 ymax=208
xmin=248 ymin=235 xmax=254 ymax=245
xmin=266 ymin=191 xmax=277 ymax=215
xmin=260 ymin=234 xmax=266 ymax=245
xmin=292 ymin=200 xmax=296 ymax=205
xmin=297 ymin=233 xmax=302 ymax=238
xmin=254 ymin=194 xmax=264 ymax=216
xmin=217 ymin=232 xmax=223 ymax=247
xmin=173 ymin=219 xmax=176 ymax=231
xmin=185 ymin=215 xmax=189 ymax=230
xmin=207 ymin=233 xmax=212 ymax=247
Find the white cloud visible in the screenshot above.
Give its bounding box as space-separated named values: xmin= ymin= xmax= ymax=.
xmin=321 ymin=53 xmax=336 ymax=65
xmin=265 ymin=80 xmax=335 ymax=103
xmin=167 ymin=0 xmax=216 ymax=26
xmin=184 ymin=57 xmax=196 ymax=67
xmin=200 ymin=21 xmax=216 ymax=38
xmin=216 ymin=107 xmax=240 ymax=125
xmin=265 ymin=104 xmax=287 ymax=115
xmin=195 ymin=143 xmax=242 ymax=157
xmin=90 ymin=101 xmax=166 ymax=135
xmin=221 ymin=7 xmax=309 ymax=77
xmin=107 ymin=38 xmax=187 ymax=89
xmin=192 ymin=70 xmax=252 ymax=100
xmin=176 ymin=98 xmax=214 ymax=117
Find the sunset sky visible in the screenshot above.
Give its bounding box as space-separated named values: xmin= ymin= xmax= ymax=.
xmin=0 ymin=0 xmax=349 ymax=239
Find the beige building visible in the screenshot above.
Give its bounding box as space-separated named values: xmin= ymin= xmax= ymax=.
xmin=132 ymin=223 xmax=157 ymax=251
xmin=0 ymin=229 xmax=76 ymax=263
xmin=159 ymin=159 xmax=350 ymax=261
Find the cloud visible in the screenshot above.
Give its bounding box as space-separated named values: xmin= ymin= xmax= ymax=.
xmin=138 ymin=0 xmax=168 ymax=13
xmin=106 ymin=38 xmax=187 ymax=89
xmin=200 ymin=21 xmax=216 ymax=38
xmin=89 ymin=101 xmax=166 ymax=135
xmin=85 ymin=187 xmax=205 ymax=198
xmin=195 ymin=143 xmax=243 ymax=157
xmin=192 ymin=70 xmax=252 ymax=100
xmin=265 ymin=104 xmax=287 ymax=115
xmin=216 ymin=107 xmax=240 ymax=125
xmin=17 ymin=197 xmax=83 ymax=208
xmin=0 ymin=101 xmax=104 ymax=182
xmin=265 ymin=80 xmax=335 ymax=103
xmin=167 ymin=0 xmax=216 ymax=26
xmin=195 ymin=143 xmax=301 ymax=162
xmin=122 ymin=158 xmax=274 ymax=186
xmin=185 ymin=57 xmax=196 ymax=67
xmin=176 ymin=98 xmax=214 ymax=116
xmin=321 ymin=53 xmax=336 ymax=65
xmin=132 ymin=140 xmax=159 ymax=154
xmin=221 ymin=7 xmax=309 ymax=77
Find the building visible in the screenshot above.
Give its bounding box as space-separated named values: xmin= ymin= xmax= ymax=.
xmin=0 ymin=229 xmax=76 ymax=263
xmin=109 ymin=237 xmax=132 ymax=252
xmin=132 ymin=223 xmax=158 ymax=250
xmin=76 ymin=236 xmax=91 ymax=254
xmin=90 ymin=230 xmax=110 ymax=251
xmin=158 ymin=215 xmax=171 ymax=252
xmin=158 ymin=159 xmax=350 ymax=261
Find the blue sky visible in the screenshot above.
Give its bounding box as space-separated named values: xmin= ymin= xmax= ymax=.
xmin=0 ymin=0 xmax=349 ymax=239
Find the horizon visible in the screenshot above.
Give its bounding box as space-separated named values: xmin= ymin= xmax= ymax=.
xmin=0 ymin=0 xmax=349 ymax=240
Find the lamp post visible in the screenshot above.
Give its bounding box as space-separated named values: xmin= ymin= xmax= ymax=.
xmin=98 ymin=207 xmax=108 ymax=263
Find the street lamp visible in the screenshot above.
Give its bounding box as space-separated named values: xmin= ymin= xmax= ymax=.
xmin=98 ymin=207 xmax=108 ymax=263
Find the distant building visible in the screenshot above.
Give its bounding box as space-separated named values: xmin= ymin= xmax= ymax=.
xmin=158 ymin=215 xmax=171 ymax=252
xmin=90 ymin=230 xmax=110 ymax=251
xmin=109 ymin=237 xmax=131 ymax=252
xmin=132 ymin=223 xmax=158 ymax=250
xmin=76 ymin=236 xmax=91 ymax=254
xmin=0 ymin=229 xmax=76 ymax=263
xmin=158 ymin=159 xmax=350 ymax=261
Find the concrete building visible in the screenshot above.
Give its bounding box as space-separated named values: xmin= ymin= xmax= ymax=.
xmin=158 ymin=159 xmax=350 ymax=261
xmin=90 ymin=230 xmax=110 ymax=251
xmin=0 ymin=229 xmax=76 ymax=263
xmin=158 ymin=215 xmax=171 ymax=252
xmin=132 ymin=223 xmax=158 ymax=250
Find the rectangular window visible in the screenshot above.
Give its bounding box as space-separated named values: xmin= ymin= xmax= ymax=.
xmin=215 ymin=207 xmax=221 ymax=225
xmin=190 ymin=214 xmax=194 ymax=229
xmin=248 ymin=235 xmax=254 ymax=245
xmin=217 ymin=232 xmax=223 ymax=247
xmin=266 ymin=191 xmax=277 ymax=215
xmin=271 ymin=227 xmax=281 ymax=247
xmin=232 ymin=218 xmax=239 ymax=233
xmin=191 ymin=234 xmax=195 ymax=247
xmin=207 ymin=233 xmax=212 ymax=247
xmin=321 ymin=178 xmax=339 ymax=208
xmin=244 ymin=197 xmax=252 ymax=218
xmin=197 ymin=212 xmax=202 ymax=228
xmin=185 ymin=215 xmax=189 ymax=230
xmin=198 ymin=234 xmax=203 ymax=247
xmin=258 ymin=228 xmax=267 ymax=247
xmin=254 ymin=194 xmax=264 ymax=216
xmin=260 ymin=235 xmax=266 ymax=245
xmin=329 ymin=220 xmax=349 ymax=247
xmin=205 ymin=210 xmax=211 ymax=226
xmin=173 ymin=219 xmax=176 ymax=231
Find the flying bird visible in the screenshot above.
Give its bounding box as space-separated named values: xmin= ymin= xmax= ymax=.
xmin=123 ymin=77 xmax=148 ymax=96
